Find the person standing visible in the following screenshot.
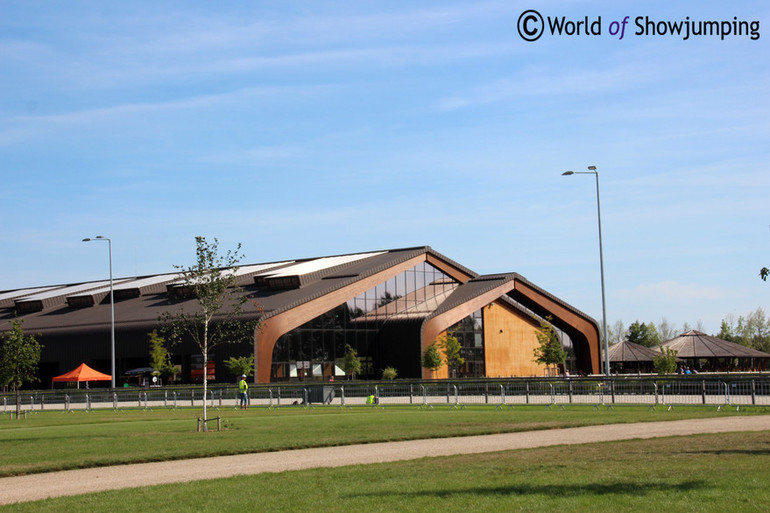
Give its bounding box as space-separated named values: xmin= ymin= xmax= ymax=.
xmin=238 ymin=374 xmax=249 ymax=409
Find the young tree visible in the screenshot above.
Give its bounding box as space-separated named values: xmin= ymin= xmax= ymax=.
xmin=422 ymin=342 xmax=443 ymax=378
xmin=653 ymin=346 xmax=678 ymax=374
xmin=162 ymin=236 xmax=257 ymax=430
xmin=533 ymin=317 xmax=567 ymax=375
xmin=224 ymin=355 xmax=254 ymax=379
xmin=381 ymin=366 xmax=398 ymax=380
xmin=148 ymin=330 xmax=176 ymax=384
xmin=0 ymin=319 xmax=42 ymax=419
xmin=342 ymin=344 xmax=362 ymax=380
xmin=437 ymin=332 xmax=465 ymax=378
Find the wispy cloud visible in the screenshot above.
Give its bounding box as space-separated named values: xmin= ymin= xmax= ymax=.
xmin=0 ymin=84 xmax=337 ymax=145
xmin=433 ymin=63 xmax=654 ymax=111
xmin=617 ymin=281 xmax=726 ymax=302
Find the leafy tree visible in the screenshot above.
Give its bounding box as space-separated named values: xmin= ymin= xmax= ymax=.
xmin=422 ymin=342 xmax=443 ymax=377
xmin=342 ymin=344 xmax=362 ymax=380
xmin=381 ymin=366 xmax=398 ymax=380
xmin=533 ymin=316 xmax=567 ymax=374
xmin=718 ymin=308 xmax=770 ymax=352
xmin=437 ymin=332 xmax=465 ymax=378
xmin=0 ymin=319 xmax=42 ymax=419
xmin=148 ymin=330 xmax=176 ymax=384
xmin=162 ymin=236 xmax=258 ymax=430
xmin=653 ymin=346 xmax=678 ymax=374
xmin=224 ymin=355 xmax=254 ymax=379
xmin=717 ymin=319 xmax=738 ymax=343
xmin=626 ymin=321 xmax=661 ymax=348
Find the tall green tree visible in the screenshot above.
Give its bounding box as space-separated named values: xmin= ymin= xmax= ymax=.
xmin=422 ymin=342 xmax=443 ymax=378
xmin=162 ymin=236 xmax=258 ymax=430
xmin=0 ymin=319 xmax=42 ymax=419
xmin=437 ymin=332 xmax=465 ymax=378
xmin=342 ymin=344 xmax=362 ymax=380
xmin=718 ymin=308 xmax=770 ymax=352
xmin=626 ymin=321 xmax=661 ymax=348
xmin=533 ymin=316 xmax=567 ymax=375
xmin=717 ymin=319 xmax=738 ymax=343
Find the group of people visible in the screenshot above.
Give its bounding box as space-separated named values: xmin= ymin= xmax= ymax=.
xmin=677 ymin=365 xmax=698 ymax=375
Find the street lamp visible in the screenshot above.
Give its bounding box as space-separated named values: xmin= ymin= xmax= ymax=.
xmin=82 ymin=236 xmax=115 ymax=388
xmin=562 ymin=166 xmax=610 ymax=376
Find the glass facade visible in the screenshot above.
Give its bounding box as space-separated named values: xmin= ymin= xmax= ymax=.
xmin=270 ymin=261 xmax=462 ymax=381
xmin=447 ymin=309 xmax=485 ymax=378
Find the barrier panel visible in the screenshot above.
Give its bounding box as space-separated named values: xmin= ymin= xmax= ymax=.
xmin=4 ymin=376 xmax=769 ymax=412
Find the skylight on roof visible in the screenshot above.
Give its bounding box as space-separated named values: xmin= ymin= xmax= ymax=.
xmin=259 ymin=252 xmax=385 ymax=279
xmin=17 ymin=280 xmax=128 ymax=302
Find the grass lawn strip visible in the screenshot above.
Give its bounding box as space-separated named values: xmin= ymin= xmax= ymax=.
xmin=1 ymin=430 xmax=768 ymax=512
xmin=0 ymin=404 xmax=765 ymax=477
xmin=0 ymin=415 xmax=768 ymax=506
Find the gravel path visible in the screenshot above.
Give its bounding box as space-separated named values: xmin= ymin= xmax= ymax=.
xmin=2 ymin=415 xmax=769 ymax=505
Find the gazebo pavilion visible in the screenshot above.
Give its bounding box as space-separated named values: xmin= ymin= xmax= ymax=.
xmin=661 ymin=330 xmax=770 ymax=372
xmin=606 ymin=341 xmax=663 ymax=374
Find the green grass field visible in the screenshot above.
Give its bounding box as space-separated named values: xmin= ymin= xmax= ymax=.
xmin=0 ymin=404 xmax=764 ymax=477
xmin=2 ymin=430 xmax=768 ymax=512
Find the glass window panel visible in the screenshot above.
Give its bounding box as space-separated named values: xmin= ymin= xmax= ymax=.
xmin=272 ymin=260 xmax=461 ymax=380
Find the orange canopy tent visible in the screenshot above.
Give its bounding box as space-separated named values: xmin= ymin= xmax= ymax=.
xmin=52 ymin=363 xmax=112 ymax=388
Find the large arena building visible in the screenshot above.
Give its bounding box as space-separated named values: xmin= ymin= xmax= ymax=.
xmin=0 ymin=246 xmax=601 ymax=384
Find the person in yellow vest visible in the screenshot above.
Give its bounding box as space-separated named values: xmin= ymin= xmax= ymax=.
xmin=238 ymin=374 xmax=249 ymax=409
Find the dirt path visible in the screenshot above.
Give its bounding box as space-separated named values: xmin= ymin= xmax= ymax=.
xmin=2 ymin=415 xmax=769 ymax=505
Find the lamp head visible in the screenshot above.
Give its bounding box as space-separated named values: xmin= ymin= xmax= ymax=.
xmin=562 ymin=171 xmax=574 ymax=176
xmin=587 ymin=165 xmax=597 ymax=171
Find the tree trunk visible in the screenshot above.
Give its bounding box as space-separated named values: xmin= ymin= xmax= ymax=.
xmin=202 ymin=322 xmax=208 ymax=431
xmin=202 ymin=350 xmax=208 ymax=431
xmin=15 ymin=386 xmax=20 ymax=420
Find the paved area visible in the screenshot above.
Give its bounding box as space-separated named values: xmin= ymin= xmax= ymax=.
xmin=1 ymin=415 xmax=769 ymax=505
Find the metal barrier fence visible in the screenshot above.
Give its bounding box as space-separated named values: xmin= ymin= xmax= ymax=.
xmin=2 ymin=376 xmax=769 ymax=413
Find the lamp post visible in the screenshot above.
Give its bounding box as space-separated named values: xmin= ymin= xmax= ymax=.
xmin=82 ymin=236 xmax=115 ymax=388
xmin=562 ymin=166 xmax=610 ymax=376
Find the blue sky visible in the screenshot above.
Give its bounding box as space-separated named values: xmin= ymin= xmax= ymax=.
xmin=1 ymin=1 xmax=768 ymax=335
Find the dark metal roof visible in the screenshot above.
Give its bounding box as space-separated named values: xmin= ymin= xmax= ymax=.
xmin=662 ymin=330 xmax=770 ymax=359
xmin=0 ymin=246 xmax=477 ymax=336
xmin=606 ymin=341 xmax=662 ymax=362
